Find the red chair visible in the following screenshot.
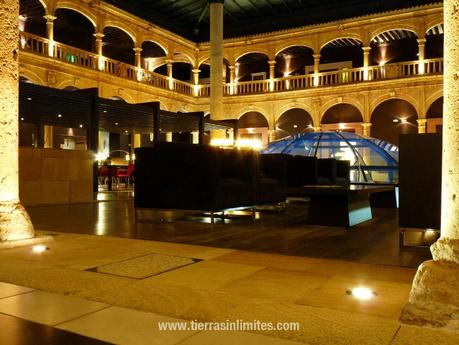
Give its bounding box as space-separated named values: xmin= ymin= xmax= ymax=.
xmin=98 ymin=165 xmax=110 ymax=187
xmin=116 ymin=164 xmax=135 ymax=188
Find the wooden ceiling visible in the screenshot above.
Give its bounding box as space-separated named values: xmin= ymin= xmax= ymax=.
xmin=104 ymin=0 xmax=440 ymax=41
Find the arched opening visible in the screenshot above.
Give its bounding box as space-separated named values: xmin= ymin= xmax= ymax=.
xmin=370 ymin=29 xmax=418 ymax=66
xmin=141 ymin=41 xmax=167 ymax=71
xmin=54 ymin=8 xmax=95 ymax=51
xmin=237 ymin=111 xmax=269 ymax=147
xmin=103 ymin=26 xmax=135 ymax=65
xmin=371 ymin=99 xmax=418 ymax=145
xmin=235 ymin=53 xmax=269 ymax=82
xmin=426 ymin=97 xmax=443 ymax=133
xmin=321 ymin=104 xmax=363 ymax=133
xmin=275 ymin=46 xmax=314 ymax=78
xmin=320 ymin=38 xmax=363 ymax=70
xmin=276 ymin=108 xmax=314 ymax=140
xmin=426 ymin=24 xmax=444 ymax=59
xmin=19 ymin=0 xmax=46 ymax=37
xmin=154 ymin=62 xmax=193 ymax=82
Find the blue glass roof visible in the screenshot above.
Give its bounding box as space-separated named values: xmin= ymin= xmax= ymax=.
xmin=262 ymin=131 xmax=399 ymax=183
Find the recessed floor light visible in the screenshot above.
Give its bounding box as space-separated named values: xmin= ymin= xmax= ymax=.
xmin=32 ymin=245 xmax=48 ymax=253
xmin=346 ymin=286 xmax=376 ymax=300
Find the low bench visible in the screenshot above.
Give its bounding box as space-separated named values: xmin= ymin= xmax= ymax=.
xmin=284 ymin=185 xmax=394 ymax=227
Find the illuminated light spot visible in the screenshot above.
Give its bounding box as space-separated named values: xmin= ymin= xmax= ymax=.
xmin=32 ymin=245 xmax=48 ymax=253
xmin=347 ymin=287 xmax=375 ymax=300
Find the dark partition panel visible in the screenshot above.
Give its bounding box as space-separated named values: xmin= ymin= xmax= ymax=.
xmin=399 ymin=133 xmax=442 ymax=229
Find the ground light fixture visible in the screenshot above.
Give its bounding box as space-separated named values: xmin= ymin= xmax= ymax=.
xmin=32 ymin=245 xmax=49 ymax=253
xmin=346 ymin=286 xmax=376 ymax=300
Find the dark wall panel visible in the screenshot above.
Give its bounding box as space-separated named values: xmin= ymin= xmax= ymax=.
xmin=399 ymin=133 xmax=441 ymax=229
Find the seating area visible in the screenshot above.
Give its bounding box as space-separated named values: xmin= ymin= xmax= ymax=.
xmin=134 ymin=144 xmax=355 ymax=220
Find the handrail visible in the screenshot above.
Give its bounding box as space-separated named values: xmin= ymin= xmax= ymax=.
xmin=19 ymin=31 xmax=443 ymax=98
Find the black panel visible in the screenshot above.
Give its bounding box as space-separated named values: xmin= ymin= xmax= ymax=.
xmin=399 ymin=133 xmax=442 ymax=229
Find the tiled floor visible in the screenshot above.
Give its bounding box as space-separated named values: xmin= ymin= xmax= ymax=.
xmin=0 ymin=281 xmax=304 ymax=345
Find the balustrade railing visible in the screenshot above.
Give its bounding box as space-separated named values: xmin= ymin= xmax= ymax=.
xmin=20 ymin=32 xmax=444 ymax=98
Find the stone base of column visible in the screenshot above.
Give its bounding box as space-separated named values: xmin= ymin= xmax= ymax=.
xmin=400 ymin=238 xmax=459 ymax=329
xmin=0 ymin=201 xmax=35 ymax=242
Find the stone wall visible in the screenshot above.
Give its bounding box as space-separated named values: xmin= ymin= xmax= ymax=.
xmin=19 ymin=147 xmax=94 ymax=206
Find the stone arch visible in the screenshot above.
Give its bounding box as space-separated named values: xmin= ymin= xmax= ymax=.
xmin=274 ymin=42 xmax=314 ymax=57
xmin=320 ymin=35 xmax=363 ymax=50
xmin=321 ymin=103 xmax=364 ymax=133
xmin=371 ymin=93 xmax=419 ymax=116
xmin=102 ymin=21 xmax=136 ymax=43
xmin=140 ymin=37 xmax=168 ymax=56
xmin=425 ymin=17 xmax=444 ymax=36
xmin=426 ymin=97 xmax=443 ymax=118
xmin=425 ymin=89 xmax=444 ymax=113
xmin=236 ymin=107 xmax=270 ymax=123
xmin=172 ymin=50 xmax=196 ymax=67
xmin=320 ymin=99 xmax=364 ymax=121
xmin=370 ymin=98 xmax=419 ymax=145
xmin=277 ymin=103 xmax=315 ymax=124
xmin=235 ymin=49 xmax=270 ymax=62
xmin=276 ymin=108 xmax=314 ymax=139
xmin=19 ymin=69 xmax=46 ymax=86
xmin=54 ymin=1 xmax=97 ymax=28
xmin=369 ymin=25 xmax=418 ymax=43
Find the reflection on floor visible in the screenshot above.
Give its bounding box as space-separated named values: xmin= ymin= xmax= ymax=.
xmin=27 ymin=196 xmax=431 ymax=268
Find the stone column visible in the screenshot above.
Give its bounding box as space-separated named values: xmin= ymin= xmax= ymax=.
xmin=43 ymin=14 xmax=56 ymax=57
xmin=209 ymin=0 xmax=224 ymax=120
xmin=417 ymin=118 xmax=427 ymax=134
xmin=417 ymin=38 xmax=426 ymax=74
xmin=192 ymin=68 xmax=200 ymax=96
xmin=361 ymin=122 xmax=372 ymax=136
xmin=362 ymin=46 xmax=371 ymax=80
xmin=229 ymin=65 xmax=235 ymax=94
xmin=313 ymin=53 xmax=320 ymax=86
xmin=268 ymin=60 xmax=276 ymax=91
xmin=400 ymin=0 xmax=459 ymax=327
xmin=268 ymin=129 xmax=276 ymax=143
xmin=166 ymin=60 xmax=173 ymax=90
xmin=313 ymin=126 xmax=322 ymax=132
xmin=0 ymin=0 xmax=35 ymax=241
xmin=133 ymin=47 xmax=142 ymax=81
xmin=94 ymin=33 xmax=105 ymax=71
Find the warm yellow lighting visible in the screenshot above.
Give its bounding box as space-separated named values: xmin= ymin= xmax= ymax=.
xmin=293 ymin=124 xmax=298 ymax=129
xmin=418 ymin=60 xmax=425 ymax=75
xmin=193 ymin=84 xmax=200 ymax=96
xmin=95 ymin=152 xmax=108 ymax=162
xmin=236 ymin=138 xmax=262 ymax=150
xmin=137 ymin=68 xmax=143 ymax=82
xmin=210 ymin=138 xmax=234 ymax=147
xmin=313 ymin=75 xmax=319 ymax=87
xmin=400 ymin=119 xmax=408 ymax=124
xmin=168 ymin=77 xmax=174 ymax=90
xmin=350 ymin=287 xmax=375 ymax=300
xmin=247 ymin=128 xmax=254 ymax=134
xmin=131 ymin=153 xmax=136 ymax=161
xmin=269 ymin=79 xmax=274 ymax=92
xmin=125 ymin=154 xmax=130 ymax=161
xmin=339 ymin=123 xmax=346 ymax=129
xmin=48 ymin=40 xmax=54 ymax=57
xmin=32 ymin=245 xmax=48 ymax=253
xmin=98 ymin=57 xmax=105 ymax=71
xmin=18 ymin=15 xmax=27 ymax=31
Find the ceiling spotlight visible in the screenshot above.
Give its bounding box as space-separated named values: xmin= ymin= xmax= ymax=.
xmin=392 ymin=119 xmax=400 ymax=123
xmin=57 ymin=114 xmax=62 ymax=118
xmin=115 ymin=122 xmax=119 ymax=126
xmin=293 ymin=124 xmax=298 ymax=129
xmin=103 ymin=110 xmax=108 ymax=113
xmin=79 ymin=124 xmax=83 ymax=128
xmin=347 ymin=287 xmax=376 ymax=301
xmin=32 ymin=245 xmax=48 ymax=253
xmin=400 ymin=119 xmax=408 ymax=124
xmin=27 ymin=97 xmax=32 ymax=101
